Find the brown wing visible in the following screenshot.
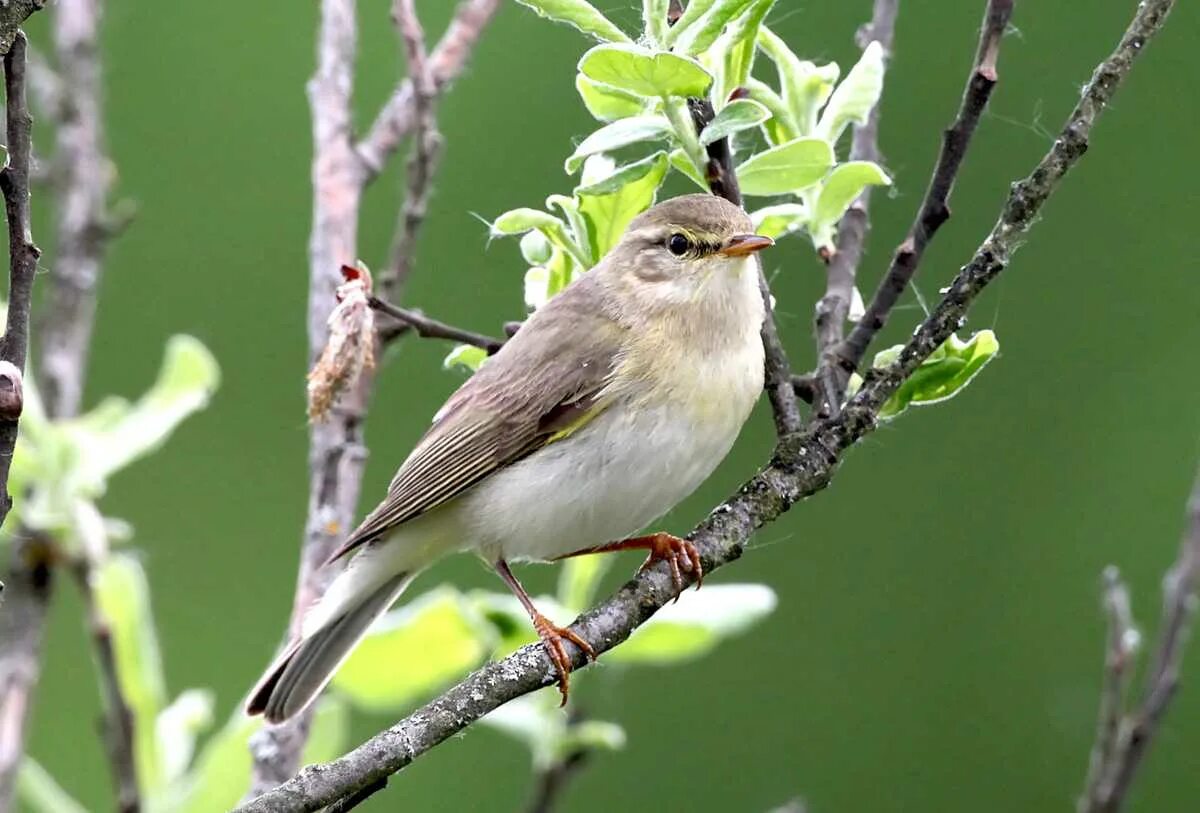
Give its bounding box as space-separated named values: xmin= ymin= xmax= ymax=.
xmin=328 ymin=277 xmax=625 ymax=561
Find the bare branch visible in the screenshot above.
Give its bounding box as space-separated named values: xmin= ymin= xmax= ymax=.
xmin=831 ymin=0 xmax=1014 ymax=381
xmin=238 ymin=0 xmax=1176 ymax=802
xmin=527 ymin=748 xmax=590 ymax=813
xmin=380 ymin=0 xmax=444 ymax=301
xmin=811 ymin=0 xmax=898 ymax=417
xmin=356 ymin=0 xmax=500 ymax=183
xmin=0 ymin=2 xmax=42 ymax=58
xmin=371 ymin=296 xmax=504 ymax=352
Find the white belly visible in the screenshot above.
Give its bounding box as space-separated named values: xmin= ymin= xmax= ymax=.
xmin=459 ymin=395 xmax=750 ymax=563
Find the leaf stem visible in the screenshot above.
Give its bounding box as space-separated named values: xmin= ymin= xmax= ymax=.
xmin=663 ymin=95 xmax=708 ymax=182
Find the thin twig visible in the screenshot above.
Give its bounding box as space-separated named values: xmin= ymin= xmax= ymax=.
xmin=72 ymin=562 xmax=139 ymax=813
xmin=356 ymin=0 xmax=500 ymax=183
xmin=370 ymin=296 xmax=504 ymax=352
xmin=527 ymin=749 xmax=591 ymax=813
xmin=811 ymin=0 xmax=898 ymax=417
xmin=689 ymin=97 xmax=801 ymax=436
xmin=381 ymin=0 xmax=443 ymax=300
xmin=831 ymin=0 xmax=1014 ymax=380
xmin=237 ymin=0 xmax=1176 ymax=803
xmin=1080 ymin=463 xmax=1200 ymax=813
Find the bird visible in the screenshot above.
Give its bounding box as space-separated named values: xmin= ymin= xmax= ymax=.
xmin=246 ymin=193 xmax=773 ymax=722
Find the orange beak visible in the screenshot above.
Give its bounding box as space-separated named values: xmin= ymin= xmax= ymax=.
xmin=718 ymin=233 xmax=774 ymax=257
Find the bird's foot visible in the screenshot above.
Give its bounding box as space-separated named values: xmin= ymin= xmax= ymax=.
xmin=532 ymin=612 xmax=596 ymax=706
xmin=634 ymin=532 xmax=704 ymax=599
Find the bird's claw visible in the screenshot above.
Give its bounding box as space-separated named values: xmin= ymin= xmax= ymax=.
xmin=637 ymin=533 xmax=704 ymax=601
xmin=532 ymin=613 xmax=595 ymax=706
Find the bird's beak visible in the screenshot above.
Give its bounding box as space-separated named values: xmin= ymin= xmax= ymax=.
xmin=718 ymin=233 xmax=774 ymax=257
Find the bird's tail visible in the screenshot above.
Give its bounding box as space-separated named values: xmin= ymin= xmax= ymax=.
xmin=245 ymin=569 xmax=414 ymax=723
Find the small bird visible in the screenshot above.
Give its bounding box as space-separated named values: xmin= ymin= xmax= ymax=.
xmin=247 ymin=194 xmax=772 ymax=722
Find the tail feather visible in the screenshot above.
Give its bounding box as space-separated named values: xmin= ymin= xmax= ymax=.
xmin=246 ymin=572 xmax=412 ymax=722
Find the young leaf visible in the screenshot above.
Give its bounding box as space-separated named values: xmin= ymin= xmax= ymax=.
xmin=757 ymin=28 xmax=839 ymax=135
xmin=546 ymin=194 xmax=593 ymax=265
xmin=876 ymin=331 xmax=1000 ymax=420
xmin=520 ymin=229 xmax=553 ymax=265
xmin=744 ymin=78 xmax=798 ymax=145
xmin=443 ymin=344 xmax=488 ymax=372
xmin=564 ymin=115 xmax=673 ymax=173
xmin=302 ymin=696 xmax=349 ymax=764
xmin=155 ymin=689 xmax=215 ymax=787
xmin=808 ymin=160 xmax=892 ymax=251
xmin=642 ymin=0 xmax=670 ymax=45
xmin=719 ymin=0 xmax=776 ymax=98
xmin=735 ymin=137 xmax=834 ymax=196
xmin=577 ymin=151 xmax=669 ymax=256
xmin=331 ymin=588 xmax=493 ymax=713
xmin=662 ymin=0 xmax=716 ymax=47
xmin=575 ymin=74 xmax=646 ymax=122
xmin=699 ymin=98 xmax=770 ymax=145
xmin=524 ymin=266 xmax=552 ymax=311
xmin=668 ymin=148 xmax=708 ymax=190
xmin=816 ymin=40 xmax=885 ymax=144
xmin=16 ymin=760 xmax=88 ymax=813
xmin=670 ymin=0 xmax=756 ymax=56
xmin=578 ymin=44 xmax=712 ymax=99
xmin=607 ymin=584 xmax=777 ymax=665
xmin=557 ymin=554 xmax=614 ymax=613
xmin=480 ymin=693 xmax=626 ymax=769
xmin=514 ymin=0 xmax=631 ymax=43
xmin=167 ymin=714 xmax=258 ymax=813
xmin=492 ymin=208 xmax=590 ymax=267
xmin=750 ymin=203 xmax=808 ymax=239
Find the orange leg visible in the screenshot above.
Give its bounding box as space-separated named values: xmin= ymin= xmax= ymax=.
xmin=559 ymin=532 xmax=704 ymax=600
xmin=495 ymin=559 xmax=595 ymax=706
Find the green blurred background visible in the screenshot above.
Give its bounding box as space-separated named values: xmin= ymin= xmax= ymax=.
xmin=16 ymin=0 xmax=1200 ymax=810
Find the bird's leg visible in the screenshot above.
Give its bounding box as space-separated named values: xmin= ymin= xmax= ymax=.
xmin=557 ymin=532 xmax=703 ymax=599
xmin=494 ymin=559 xmax=595 ymax=706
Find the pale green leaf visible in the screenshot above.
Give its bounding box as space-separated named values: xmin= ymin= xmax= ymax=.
xmin=524 ymin=266 xmax=552 ymax=311
xmin=816 ymin=40 xmax=885 ymax=144
xmin=565 ymin=115 xmax=672 ymax=173
xmin=668 ymin=148 xmax=708 ymax=190
xmin=492 ymin=208 xmax=590 ymax=268
xmin=662 ymin=0 xmax=716 ymax=47
xmin=578 ymin=44 xmax=712 ymax=99
xmin=443 ymin=344 xmax=488 ymax=372
xmin=472 ymin=591 xmax=573 ymax=656
xmin=809 ymin=160 xmax=891 ymax=251
xmin=735 ymin=137 xmax=834 ymax=196
xmin=719 ymin=0 xmax=776 ymax=98
xmin=302 ymin=695 xmax=349 ymax=764
xmin=744 ymin=78 xmax=797 ymax=145
xmin=546 ymin=194 xmax=593 ymax=265
xmin=16 ymin=760 xmax=88 ymax=813
xmin=155 ymin=688 xmax=215 ymax=787
xmin=670 ymin=0 xmax=756 ymax=55
xmin=93 ymin=552 xmax=169 ymax=792
xmin=750 ymin=203 xmax=807 ymax=239
xmin=575 ymin=74 xmax=646 ymax=122
xmin=642 ymin=0 xmax=670 ymax=45
xmin=577 ymin=151 xmax=669 ymax=257
xmin=168 ymin=714 xmax=258 ymax=813
xmin=557 ymin=554 xmax=614 ymax=613
xmin=479 ymin=693 xmax=625 ymax=769
xmin=561 ymin=720 xmax=627 ymax=759
xmin=699 ymin=98 xmax=770 ymax=145
xmin=877 ymin=331 xmax=1001 ymax=420
xmin=514 ymin=0 xmax=631 ymax=43
xmin=520 ymin=230 xmax=552 ymax=265
xmin=332 ymin=588 xmax=493 ymax=713
xmin=758 ymin=27 xmax=839 ymax=135
xmin=607 ymin=584 xmax=777 ymax=665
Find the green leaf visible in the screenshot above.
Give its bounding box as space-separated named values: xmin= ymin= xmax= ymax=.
xmin=557 ymin=554 xmax=614 ymax=613
xmin=168 ymin=714 xmax=258 ymax=813
xmin=575 ymin=74 xmax=646 ymax=122
xmin=156 ymin=688 xmax=215 ymax=787
xmin=546 ymin=194 xmax=593 ymax=265
xmin=663 ymin=0 xmax=716 ymax=47
xmin=699 ymin=98 xmax=770 ymax=145
xmin=758 ymin=27 xmax=839 ymax=135
xmin=578 ymin=44 xmax=712 ymax=99
xmin=17 ymin=760 xmax=88 ymax=813
xmin=719 ymin=0 xmax=776 ymax=98
xmin=670 ymin=0 xmax=756 ymax=55
xmin=608 ymin=584 xmax=777 ymax=665
xmin=876 ymin=331 xmax=1001 ymax=420
xmin=480 ymin=693 xmax=626 ymax=769
xmin=491 ymin=208 xmax=590 ymax=268
xmin=816 ymin=40 xmax=884 ymax=144
xmin=642 ymin=0 xmax=670 ymax=45
xmin=443 ymin=344 xmax=488 ymax=372
xmin=750 ymin=203 xmax=807 ymax=239
xmin=577 ymin=151 xmax=669 ymax=257
xmin=513 ymin=0 xmax=631 ymax=43
xmin=302 ymin=695 xmax=349 ymax=764
xmin=564 ymin=115 xmax=673 ymax=174
xmin=81 ymin=335 xmax=220 ymax=484
xmin=668 ymin=148 xmax=708 ymax=190
xmin=520 ymin=230 xmax=553 ymax=265
xmin=735 ymin=137 xmax=834 ymax=196
xmin=93 ymin=552 xmax=169 ymax=792
xmin=809 ymin=160 xmax=892 ymax=251
xmin=331 ymin=588 xmax=493 ymax=713
xmin=744 ymin=78 xmax=797 ymax=145
xmin=472 ymin=591 xmax=574 ymax=656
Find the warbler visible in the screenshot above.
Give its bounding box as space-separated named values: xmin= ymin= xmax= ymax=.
xmin=247 ymin=194 xmax=773 ymax=722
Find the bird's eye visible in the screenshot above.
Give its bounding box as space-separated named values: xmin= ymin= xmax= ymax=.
xmin=667 ymin=233 xmax=690 ymax=256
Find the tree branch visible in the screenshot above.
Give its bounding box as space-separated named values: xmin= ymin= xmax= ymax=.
xmin=370 ymin=296 xmax=504 ymax=352
xmin=1079 ymin=464 xmax=1200 ymax=813
xmin=0 ymin=2 xmax=42 ymax=59
xmin=527 ymin=749 xmax=590 ymax=813
xmin=356 ymin=0 xmax=500 ymax=184
xmin=811 ymin=0 xmax=898 ymax=417
xmin=238 ymin=0 xmax=1176 ymax=804
xmin=689 ymin=97 xmax=801 ymax=436
xmin=830 ymin=0 xmax=1013 ymax=381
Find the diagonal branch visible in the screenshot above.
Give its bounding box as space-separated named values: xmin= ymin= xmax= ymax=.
xmin=830 ymin=0 xmax=1013 ymax=382
xmin=237 ymin=0 xmax=1176 ymax=805
xmin=811 ymin=0 xmax=898 ymax=417
xmin=370 ymin=296 xmax=504 ymax=352
xmin=356 ymin=0 xmax=500 ymax=184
